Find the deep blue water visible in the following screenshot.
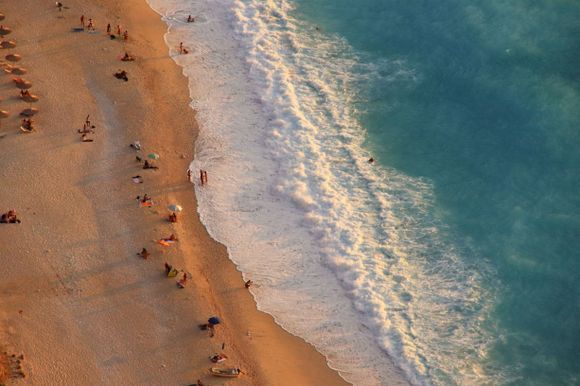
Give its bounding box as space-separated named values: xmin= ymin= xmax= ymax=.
xmin=293 ymin=0 xmax=580 ymax=384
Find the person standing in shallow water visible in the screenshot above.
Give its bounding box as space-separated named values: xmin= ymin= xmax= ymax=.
xmin=199 ymin=170 xmax=208 ymax=185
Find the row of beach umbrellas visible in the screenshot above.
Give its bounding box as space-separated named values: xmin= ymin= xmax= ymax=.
xmin=0 ymin=18 xmax=40 ymax=126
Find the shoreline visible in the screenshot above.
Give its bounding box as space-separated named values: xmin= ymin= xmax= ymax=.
xmin=0 ymin=0 xmax=349 ymax=385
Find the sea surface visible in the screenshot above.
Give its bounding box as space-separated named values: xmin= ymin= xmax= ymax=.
xmin=146 ymin=0 xmax=580 ymax=384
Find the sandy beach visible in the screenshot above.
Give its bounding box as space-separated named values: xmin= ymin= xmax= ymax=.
xmin=0 ymin=1 xmax=348 ymax=385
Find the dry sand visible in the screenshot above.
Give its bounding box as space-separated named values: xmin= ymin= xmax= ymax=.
xmin=0 ymin=0 xmax=349 ymax=385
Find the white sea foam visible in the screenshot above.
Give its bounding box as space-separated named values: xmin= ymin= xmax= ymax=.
xmin=145 ymin=0 xmax=498 ymax=384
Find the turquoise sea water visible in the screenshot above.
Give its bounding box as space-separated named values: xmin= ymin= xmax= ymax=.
xmin=292 ymin=0 xmax=580 ymax=384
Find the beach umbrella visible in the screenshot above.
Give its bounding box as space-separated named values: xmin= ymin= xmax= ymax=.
xmin=208 ymin=316 xmax=221 ymax=325
xmin=0 ymin=40 xmax=16 ymax=49
xmin=147 ymin=152 xmax=160 ymax=160
xmin=15 ymin=81 xmax=32 ymax=89
xmin=5 ymin=53 xmax=21 ymax=62
xmin=20 ymin=107 xmax=38 ymax=117
xmin=11 ymin=67 xmax=26 ymax=75
xmin=0 ymin=26 xmax=11 ymax=35
xmin=167 ymin=204 xmax=182 ymax=213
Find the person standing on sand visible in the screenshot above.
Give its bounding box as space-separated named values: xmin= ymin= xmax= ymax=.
xmin=106 ymin=23 xmax=111 ymax=34
xmin=80 ymin=15 xmax=85 ymax=28
xmin=123 ymin=30 xmax=128 ymax=41
xmin=87 ymin=18 xmax=94 ymax=31
xmin=116 ymin=25 xmax=121 ymax=36
xmin=187 ymin=169 xmax=192 ymax=182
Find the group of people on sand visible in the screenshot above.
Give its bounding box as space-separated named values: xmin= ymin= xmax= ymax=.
xmin=1 ymin=210 xmax=21 ymax=224
xmin=128 ymin=139 xmax=190 ymax=289
xmin=79 ymin=15 xmax=95 ymax=31
xmin=72 ymin=11 xmax=245 ymax=383
xmin=81 ymin=15 xmax=129 ymax=41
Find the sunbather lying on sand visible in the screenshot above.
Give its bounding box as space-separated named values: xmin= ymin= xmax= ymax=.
xmin=81 ymin=133 xmax=94 ymax=142
xmin=121 ymin=52 xmax=135 ymax=61
xmin=136 ymin=194 xmax=151 ymax=203
xmin=177 ymin=272 xmax=188 ymax=288
xmin=143 ymin=160 xmax=158 ymax=170
xmin=20 ymin=119 xmax=34 ymax=132
xmin=114 ymin=70 xmax=128 ymax=81
xmin=210 ymin=353 xmax=228 ymax=363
